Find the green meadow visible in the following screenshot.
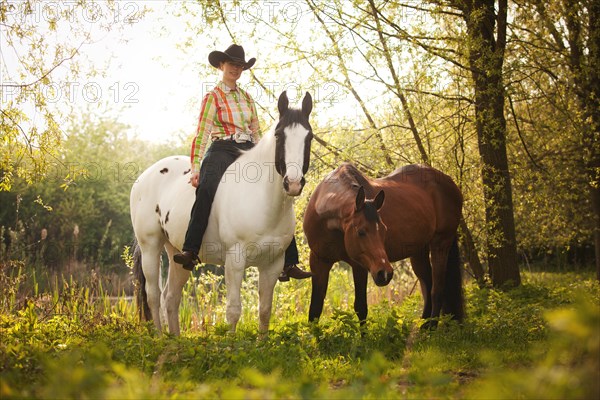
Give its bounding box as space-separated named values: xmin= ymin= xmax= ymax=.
xmin=1 ymin=263 xmax=598 ymax=399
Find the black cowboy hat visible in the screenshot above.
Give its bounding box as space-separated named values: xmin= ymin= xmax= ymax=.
xmin=208 ymin=44 xmax=256 ymax=70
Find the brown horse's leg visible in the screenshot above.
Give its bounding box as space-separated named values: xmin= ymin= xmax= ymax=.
xmin=308 ymin=251 xmax=334 ymax=322
xmin=441 ymin=238 xmax=465 ymax=322
xmin=350 ymin=262 xmax=369 ymax=324
xmin=427 ymin=238 xmax=454 ymax=328
xmin=410 ymin=247 xmax=433 ymax=320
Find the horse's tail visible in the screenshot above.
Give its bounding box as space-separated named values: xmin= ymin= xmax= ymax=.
xmin=132 ymin=237 xmax=151 ymax=322
xmin=443 ymin=237 xmax=465 ymax=322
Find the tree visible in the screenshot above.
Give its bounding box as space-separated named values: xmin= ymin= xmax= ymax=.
xmin=0 ymin=0 xmax=145 ymax=191
xmin=534 ymin=0 xmax=599 ymax=278
xmin=0 ymin=112 xmax=185 ymax=271
xmin=502 ymin=0 xmax=598 ymax=275
xmin=366 ymin=0 xmax=521 ymax=285
xmin=171 ymin=0 xmax=500 ymax=281
xmin=304 ymin=0 xmax=515 ymax=285
xmin=451 ymin=0 xmax=520 ymax=286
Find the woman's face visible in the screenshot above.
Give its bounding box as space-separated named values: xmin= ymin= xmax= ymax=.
xmin=221 ymin=61 xmax=244 ymax=83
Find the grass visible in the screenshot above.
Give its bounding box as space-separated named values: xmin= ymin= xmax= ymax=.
xmin=1 ymin=262 xmax=599 ymax=399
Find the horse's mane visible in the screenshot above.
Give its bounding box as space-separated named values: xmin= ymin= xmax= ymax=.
xmin=337 ymin=163 xmax=376 ymax=196
xmin=315 ymin=163 xmax=380 ymax=220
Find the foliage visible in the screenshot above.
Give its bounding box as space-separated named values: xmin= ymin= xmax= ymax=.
xmin=0 ymin=0 xmax=148 ymax=191
xmin=1 ymin=261 xmax=598 ymax=399
xmin=0 ymin=113 xmax=186 ymax=285
xmin=3 ymin=0 xmax=596 ymax=291
xmin=506 ymin=0 xmax=598 ymax=263
xmin=466 ymin=295 xmax=599 ymax=399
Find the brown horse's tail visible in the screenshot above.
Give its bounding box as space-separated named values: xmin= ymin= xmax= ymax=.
xmin=132 ymin=238 xmax=151 ymax=322
xmin=443 ymin=237 xmax=465 ymax=322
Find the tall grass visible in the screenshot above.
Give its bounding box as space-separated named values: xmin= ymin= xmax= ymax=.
xmin=1 ymin=261 xmax=598 ymax=399
xmin=176 ymin=261 xmax=419 ymax=334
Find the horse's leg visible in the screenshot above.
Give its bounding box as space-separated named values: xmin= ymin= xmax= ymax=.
xmin=138 ymin=239 xmax=164 ymax=332
xmin=350 ymin=262 xmax=369 ymax=324
xmin=308 ymin=251 xmax=334 ymax=322
xmin=162 ymin=242 xmax=190 ymax=336
xmin=442 ymin=238 xmax=465 ymax=322
xmin=257 ymin=254 xmax=284 ymax=337
xmin=410 ymin=246 xmax=433 ymax=321
xmin=428 ymin=238 xmax=453 ymax=327
xmin=224 ymin=250 xmax=246 ymax=333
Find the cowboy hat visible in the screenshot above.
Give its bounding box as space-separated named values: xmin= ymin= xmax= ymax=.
xmin=208 ymin=44 xmax=256 ymax=70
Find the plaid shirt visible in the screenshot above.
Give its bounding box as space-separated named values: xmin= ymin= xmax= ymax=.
xmin=190 ymin=81 xmax=260 ymax=173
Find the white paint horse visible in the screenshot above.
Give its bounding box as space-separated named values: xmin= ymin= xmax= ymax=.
xmin=130 ymin=91 xmax=313 ymax=335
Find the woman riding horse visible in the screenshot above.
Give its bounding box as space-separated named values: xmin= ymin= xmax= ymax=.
xmin=173 ymin=44 xmax=311 ymax=282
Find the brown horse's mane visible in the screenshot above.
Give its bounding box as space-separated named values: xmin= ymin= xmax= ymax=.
xmin=337 ymin=163 xmax=375 ymax=196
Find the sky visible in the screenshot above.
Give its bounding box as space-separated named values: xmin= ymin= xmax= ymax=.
xmin=2 ymin=0 xmax=354 ymax=145
xmin=107 ymin=5 xmax=199 ymax=143
xmin=69 ymin=1 xmax=204 ymax=143
xmin=2 ymin=1 xmax=220 ymax=144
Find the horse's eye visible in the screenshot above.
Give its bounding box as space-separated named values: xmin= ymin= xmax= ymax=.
xmin=358 ymin=229 xmax=367 ymax=237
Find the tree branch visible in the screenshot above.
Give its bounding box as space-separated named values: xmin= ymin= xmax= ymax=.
xmin=1 ymin=43 xmax=83 ymax=89
xmin=306 ymin=0 xmax=394 ymax=168
xmin=367 ymin=0 xmax=430 ymax=165
xmin=507 ymin=94 xmax=545 ymax=171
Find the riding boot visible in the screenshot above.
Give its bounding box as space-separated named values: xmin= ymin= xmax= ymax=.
xmin=173 ymin=251 xmax=199 ymax=271
xmin=278 ymin=264 xmax=313 ymax=281
xmin=278 ymin=237 xmax=313 ymax=282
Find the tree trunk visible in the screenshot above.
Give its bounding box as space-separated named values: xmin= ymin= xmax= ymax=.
xmin=462 ymin=0 xmax=521 ymax=287
xmin=459 ymin=218 xmax=486 ymax=284
xmin=584 ymin=0 xmax=600 ymax=280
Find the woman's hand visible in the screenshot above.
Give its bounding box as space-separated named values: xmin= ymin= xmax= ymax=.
xmin=190 ymin=172 xmax=200 ymax=187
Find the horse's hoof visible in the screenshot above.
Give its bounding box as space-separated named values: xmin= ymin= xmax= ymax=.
xmin=420 ymin=320 xmax=438 ymax=331
xmin=258 ymin=331 xmax=269 ymax=340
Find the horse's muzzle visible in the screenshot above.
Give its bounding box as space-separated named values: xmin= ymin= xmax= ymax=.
xmin=283 ymin=176 xmax=305 ymax=196
xmin=374 ymin=269 xmax=393 ymax=287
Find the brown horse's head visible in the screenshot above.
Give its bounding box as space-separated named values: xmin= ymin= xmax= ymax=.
xmin=342 ymin=187 xmax=394 ymax=286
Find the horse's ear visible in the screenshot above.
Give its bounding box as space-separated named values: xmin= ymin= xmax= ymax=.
xmin=374 ymin=190 xmax=385 ymax=210
xmin=302 ymin=92 xmax=312 ymax=118
xmin=355 ymin=186 xmax=365 ymax=212
xmin=278 ymin=91 xmax=289 ymax=116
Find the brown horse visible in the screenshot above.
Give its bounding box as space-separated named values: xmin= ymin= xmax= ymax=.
xmin=303 ymin=162 xmax=464 ymax=328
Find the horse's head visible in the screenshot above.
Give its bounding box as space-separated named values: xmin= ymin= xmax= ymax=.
xmin=274 ymin=91 xmax=313 ymax=196
xmin=343 ymin=187 xmax=394 ymax=286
